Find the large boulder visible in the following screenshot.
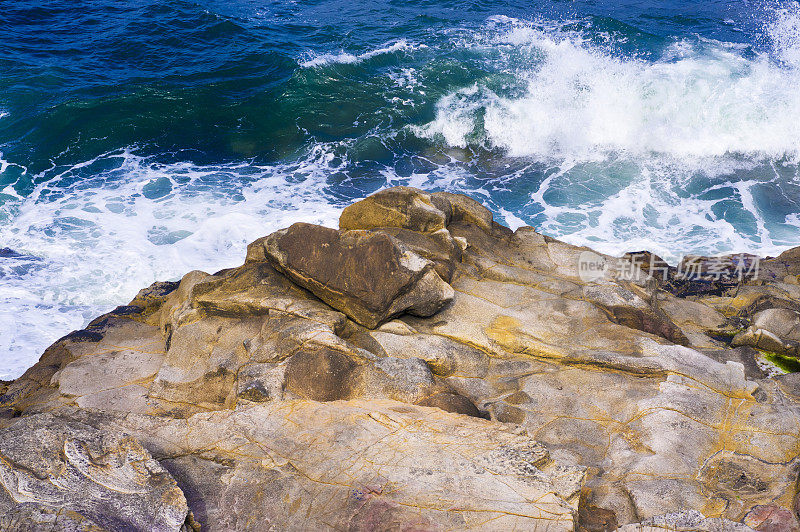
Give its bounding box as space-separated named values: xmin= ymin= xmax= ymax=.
xmin=760 ymin=246 xmax=800 ymax=282
xmin=262 ymin=222 xmax=453 ymax=328
xmin=337 ymin=187 xmax=497 ymax=281
xmin=732 ymin=308 xmax=800 ymax=356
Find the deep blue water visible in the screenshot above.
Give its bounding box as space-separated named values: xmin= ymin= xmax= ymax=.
xmin=2 ymin=0 xmax=800 ymax=377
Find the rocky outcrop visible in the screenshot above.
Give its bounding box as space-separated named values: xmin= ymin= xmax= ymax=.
xmin=2 ymin=186 xmax=800 ymax=530
xmin=261 ymin=222 xmax=454 ymax=328
xmin=44 ymin=400 xmax=583 ymax=530
xmin=732 ymin=308 xmax=800 ymax=356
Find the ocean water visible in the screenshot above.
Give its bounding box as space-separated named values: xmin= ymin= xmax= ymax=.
xmin=2 ymin=0 xmax=800 ymax=378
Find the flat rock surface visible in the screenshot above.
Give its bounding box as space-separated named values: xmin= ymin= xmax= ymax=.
xmin=0 ymin=412 xmax=187 ymax=531
xmin=99 ymin=399 xmax=583 ymax=530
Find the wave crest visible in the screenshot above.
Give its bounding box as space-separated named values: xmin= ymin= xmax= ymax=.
xmin=300 ymin=40 xmax=424 ymax=68
xmin=416 ymin=11 xmax=800 ymax=161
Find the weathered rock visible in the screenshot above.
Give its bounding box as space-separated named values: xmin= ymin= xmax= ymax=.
xmin=284 ymin=345 xmax=359 ymax=401
xmin=732 ymin=308 xmax=800 ymax=357
xmin=738 ymin=294 xmax=800 ymax=319
xmin=577 ymin=492 xmax=619 ymax=532
xmin=776 ymin=371 xmax=800 ymax=395
xmin=415 ymin=392 xmax=483 ymax=417
xmin=4 ymin=187 xmax=800 ymax=529
xmin=431 ymin=190 xmax=495 ymax=233
xmin=670 ymin=253 xmax=762 ymax=296
xmin=1 ymin=316 xmax=165 ymax=418
xmin=0 ymin=413 xmax=187 ymax=531
xmin=731 ymin=308 xmax=800 ymax=356
xmin=190 ymin=261 xmax=326 ymax=317
xmin=263 ymin=222 xmax=453 ymax=328
xmin=375 ymin=226 xmax=462 ymax=282
xmin=339 ymin=186 xmax=448 ymax=233
xmin=701 ymin=346 xmax=767 ymax=380
xmin=148 ymin=314 xmax=263 ymax=412
xmin=349 ymin=356 xmax=441 ymax=404
xmin=54 ymin=400 xmax=584 ymax=531
xmin=657 ymin=291 xmax=733 ymax=347
xmin=744 ymin=504 xmax=800 ymax=532
xmin=350 ymin=330 xmax=490 ymax=378
xmin=760 ymin=246 xmax=800 ymax=281
xmin=128 ymin=280 xmax=180 ymax=320
xmin=618 ymin=510 xmax=754 ymax=531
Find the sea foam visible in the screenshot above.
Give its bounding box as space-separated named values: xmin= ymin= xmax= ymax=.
xmin=300 ymin=40 xmax=424 ymax=68
xmin=0 ymin=148 xmax=343 ymax=379
xmin=412 ymin=8 xmax=800 ymax=260
xmin=418 ymin=13 xmax=800 ymax=161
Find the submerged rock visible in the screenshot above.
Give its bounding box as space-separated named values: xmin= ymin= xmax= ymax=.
xmin=2 ymin=187 xmax=800 ymax=530
xmin=0 ymin=247 xmax=22 ymax=258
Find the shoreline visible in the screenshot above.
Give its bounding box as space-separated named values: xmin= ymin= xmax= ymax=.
xmin=2 ymin=186 xmax=800 ymax=529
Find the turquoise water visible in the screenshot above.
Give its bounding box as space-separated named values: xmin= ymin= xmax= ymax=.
xmin=2 ymin=0 xmax=800 ymax=377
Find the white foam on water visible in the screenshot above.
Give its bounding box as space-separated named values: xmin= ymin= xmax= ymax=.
xmin=412 ymin=8 xmax=800 ymax=262
xmin=768 ymin=1 xmax=800 ymax=66
xmin=533 ymin=168 xmax=792 ymax=263
xmin=0 ymin=148 xmax=344 ymax=379
xmin=419 ymin=16 xmax=800 ymax=160
xmin=300 ymin=40 xmax=424 ymax=68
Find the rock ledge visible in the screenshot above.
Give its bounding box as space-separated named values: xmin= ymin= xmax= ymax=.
xmin=2 ymin=187 xmax=800 ymax=530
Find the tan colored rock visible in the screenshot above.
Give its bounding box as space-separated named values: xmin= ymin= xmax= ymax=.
xmin=754 ymin=308 xmax=800 ymax=340
xmin=349 ymin=355 xmax=441 ymax=404
xmin=415 ymin=391 xmax=483 ymax=417
xmin=128 ymin=280 xmax=180 ymax=321
xmin=431 ymin=190 xmax=495 ymax=233
xmin=154 ymin=269 xmax=211 ymax=331
xmin=657 ymin=292 xmax=732 ymax=347
xmin=284 ymin=345 xmax=359 ymax=401
xmin=339 ymin=186 xmax=447 ymax=233
xmin=760 ymin=246 xmax=800 ymax=281
xmin=51 ymin=320 xmax=164 ymax=398
xmin=0 ymin=316 xmax=165 ymax=418
xmin=191 ymin=261 xmax=331 ymax=318
xmin=148 ymin=314 xmax=262 ymax=413
xmin=731 ymin=308 xmax=800 ymax=356
xmin=352 ymin=330 xmax=489 ymax=378
xmin=376 ymin=226 xmax=462 ymax=282
xmin=96 ymin=399 xmax=584 ymax=530
xmin=4 ymin=187 xmax=800 ymax=529
xmin=618 ymin=510 xmax=754 ymax=531
xmin=577 ymin=493 xmax=619 ymax=532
